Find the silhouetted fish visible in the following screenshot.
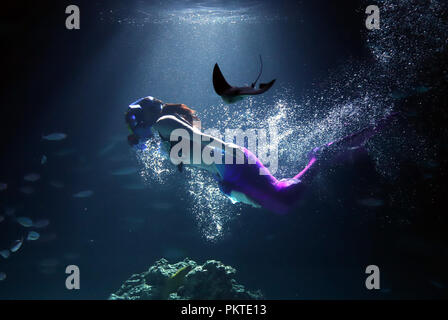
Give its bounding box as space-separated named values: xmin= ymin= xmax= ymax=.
xmin=0 ymin=250 xmax=10 ymax=259
xmin=42 ymin=133 xmax=67 ymax=141
xmin=41 ymin=155 xmax=47 ymax=165
xmin=213 ymin=56 xmax=276 ymax=104
xmin=10 ymin=239 xmax=23 ymax=253
xmin=0 ymin=272 xmax=6 ymax=281
xmin=16 ymin=216 xmax=33 ymax=227
xmin=26 ymin=231 xmax=40 ymax=241
xmin=73 ymin=190 xmax=94 ymax=198
xmin=98 ymin=142 xmax=117 ymax=157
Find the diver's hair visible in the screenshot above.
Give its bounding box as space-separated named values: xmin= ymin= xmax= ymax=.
xmin=161 ymin=103 xmax=200 ymax=128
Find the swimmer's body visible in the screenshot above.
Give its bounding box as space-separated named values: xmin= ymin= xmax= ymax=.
xmin=126 ymin=96 xmax=392 ymax=215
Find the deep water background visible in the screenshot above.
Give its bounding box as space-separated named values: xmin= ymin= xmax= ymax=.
xmin=0 ymin=0 xmax=447 ymax=299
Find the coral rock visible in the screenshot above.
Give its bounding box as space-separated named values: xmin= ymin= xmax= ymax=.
xmin=109 ymin=258 xmax=263 ymax=300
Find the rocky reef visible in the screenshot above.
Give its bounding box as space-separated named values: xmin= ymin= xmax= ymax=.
xmin=109 ymin=258 xmax=263 ymax=300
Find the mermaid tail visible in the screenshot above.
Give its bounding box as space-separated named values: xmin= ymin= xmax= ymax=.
xmin=306 ymin=112 xmax=398 ymax=166
xmin=218 ymin=113 xmax=397 ymax=215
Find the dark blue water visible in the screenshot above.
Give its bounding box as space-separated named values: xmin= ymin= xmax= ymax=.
xmin=0 ymin=0 xmax=447 ymax=299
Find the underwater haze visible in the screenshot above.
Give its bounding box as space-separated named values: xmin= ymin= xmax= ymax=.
xmin=0 ymin=0 xmax=447 ymax=299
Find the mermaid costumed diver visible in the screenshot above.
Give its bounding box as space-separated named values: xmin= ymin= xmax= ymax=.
xmin=125 ymin=96 xmax=391 ymax=215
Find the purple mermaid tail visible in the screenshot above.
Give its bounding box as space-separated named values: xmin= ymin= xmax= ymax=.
xmin=218 ymin=113 xmax=397 ymax=214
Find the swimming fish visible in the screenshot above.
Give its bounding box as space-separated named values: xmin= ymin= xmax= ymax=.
xmin=16 ymin=216 xmax=33 ymax=227
xmin=98 ymin=142 xmax=117 ymax=157
xmin=10 ymin=239 xmax=23 ymax=253
xmin=0 ymin=182 xmax=7 ymax=191
xmin=213 ymin=55 xmax=276 ymax=104
xmin=42 ymin=133 xmax=67 ymax=141
xmin=0 ymin=250 xmax=10 ymax=259
xmin=161 ymin=265 xmax=193 ymax=299
xmin=26 ymin=231 xmax=40 ymax=241
xmin=24 ymin=173 xmax=40 ymax=182
xmin=0 ymin=215 xmax=4 ymax=223
xmin=111 ymin=167 xmax=139 ymax=176
xmin=73 ymin=190 xmax=94 ymax=198
xmin=19 ymin=186 xmax=35 ymax=195
xmin=33 ymin=219 xmax=50 ymax=228
xmin=41 ymin=155 xmax=47 ymax=165
xmin=0 ymin=272 xmax=6 ymax=281
xmin=357 ymin=198 xmax=384 ymax=207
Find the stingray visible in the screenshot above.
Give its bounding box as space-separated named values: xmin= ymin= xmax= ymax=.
xmin=213 ymin=55 xmax=276 ymax=104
